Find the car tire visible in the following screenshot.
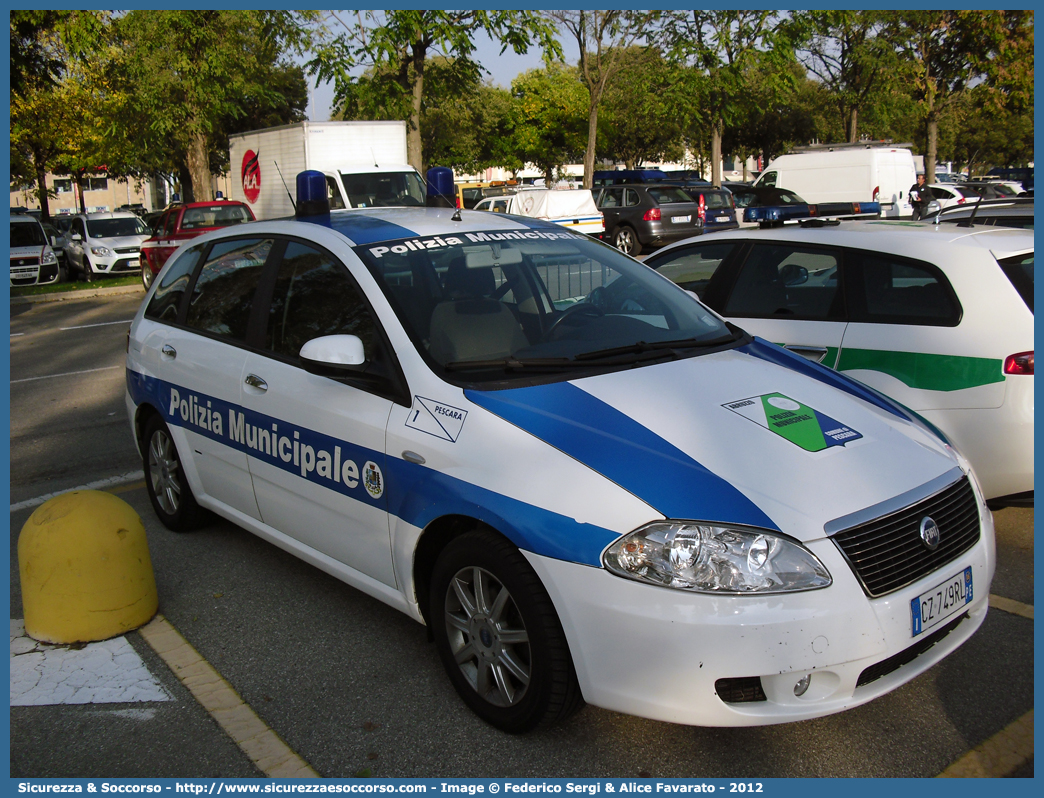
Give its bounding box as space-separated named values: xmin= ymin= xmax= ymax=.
xmin=613 ymin=226 xmax=642 ymax=257
xmin=81 ymin=257 xmax=94 ymax=282
xmin=141 ymin=263 xmax=154 ymax=291
xmin=429 ymin=528 xmax=584 ymax=733
xmin=143 ymin=414 xmax=209 ymax=532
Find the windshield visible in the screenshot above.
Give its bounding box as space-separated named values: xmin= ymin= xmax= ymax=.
xmin=340 ymin=171 xmax=426 ymax=208
xmin=998 ymin=252 xmax=1033 ymax=313
xmin=181 ymin=204 xmax=253 ymax=229
xmin=87 ymin=217 xmax=149 ymax=237
xmin=357 ymin=229 xmax=737 ymax=384
xmin=648 ymin=187 xmax=695 ymax=205
xmin=10 ymin=221 xmax=47 ymax=247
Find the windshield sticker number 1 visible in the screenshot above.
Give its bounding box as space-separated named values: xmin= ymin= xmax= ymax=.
xmin=406 ymin=396 xmax=468 ymax=442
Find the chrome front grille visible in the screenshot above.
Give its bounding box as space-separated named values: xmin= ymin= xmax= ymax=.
xmin=831 ymin=476 xmax=980 ymax=597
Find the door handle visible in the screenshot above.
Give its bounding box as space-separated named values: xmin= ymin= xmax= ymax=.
xmin=783 ymin=344 xmax=829 ymax=364
xmin=161 ymin=344 xmax=176 ymax=359
xmin=244 ymin=374 xmax=268 ymax=392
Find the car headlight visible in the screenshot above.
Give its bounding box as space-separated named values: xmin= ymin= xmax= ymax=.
xmin=41 ymin=249 xmax=57 ymax=264
xmin=90 ymin=246 xmax=113 ymax=257
xmin=603 ymin=521 xmax=831 ymax=593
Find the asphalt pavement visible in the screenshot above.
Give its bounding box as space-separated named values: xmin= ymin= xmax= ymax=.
xmin=7 ymin=286 xmax=1035 ymax=779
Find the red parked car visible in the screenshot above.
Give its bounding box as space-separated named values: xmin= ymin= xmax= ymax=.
xmin=139 ymin=200 xmax=255 ymax=289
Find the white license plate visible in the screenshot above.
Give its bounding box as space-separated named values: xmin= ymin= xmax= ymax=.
xmin=128 ymin=259 xmax=140 ymax=268
xmin=911 ymin=567 xmax=972 ymax=637
xmin=716 ymin=215 xmax=731 ymax=223
xmin=671 ymin=215 xmax=691 ymax=223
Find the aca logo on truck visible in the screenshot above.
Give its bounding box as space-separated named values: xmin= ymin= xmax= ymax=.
xmin=241 ymin=149 xmax=261 ymax=203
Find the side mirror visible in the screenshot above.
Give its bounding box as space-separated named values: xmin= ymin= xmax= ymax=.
xmin=299 ymin=335 xmax=366 ymax=373
xmin=780 ymin=263 xmax=809 ymax=286
xmin=50 ymin=236 xmax=57 ymax=246
xmin=71 ymin=233 xmax=82 ymax=242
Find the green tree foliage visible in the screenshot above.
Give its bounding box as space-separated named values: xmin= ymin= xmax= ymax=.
xmin=952 ymin=87 xmax=1033 ymax=176
xmin=510 ymin=65 xmax=589 ymax=184
xmin=882 ymin=11 xmax=1017 ymax=182
xmin=10 ymin=11 xmax=113 ymax=220
xmin=309 ymin=10 xmax=560 ymax=174
xmin=422 ymin=81 xmax=522 ymax=174
xmin=794 ymin=11 xmax=898 ymax=143
xmin=113 ymin=10 xmax=312 ymax=201
xmin=725 ymin=58 xmax=820 ymax=171
xmin=595 ymin=47 xmax=686 ymax=168
xmin=10 ymin=10 xmax=69 ymax=99
xmin=656 ymin=11 xmax=798 ymax=186
xmin=547 ymin=11 xmax=652 ymax=187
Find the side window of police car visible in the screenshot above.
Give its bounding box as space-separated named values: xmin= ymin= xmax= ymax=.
xmin=183 ymin=238 xmax=275 ymax=340
xmin=144 ymin=244 xmax=206 ymax=322
xmin=263 ymin=242 xmax=384 ymax=374
xmin=648 ymin=242 xmax=738 ymax=299
xmin=723 ymin=244 xmax=842 ymax=319
xmin=849 ymin=253 xmax=960 ymax=326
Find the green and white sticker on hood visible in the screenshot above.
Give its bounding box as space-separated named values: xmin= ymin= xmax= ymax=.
xmin=724 ymin=393 xmax=863 ymax=453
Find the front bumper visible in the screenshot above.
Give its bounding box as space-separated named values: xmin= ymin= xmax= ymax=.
xmin=525 ymin=507 xmax=994 ymax=727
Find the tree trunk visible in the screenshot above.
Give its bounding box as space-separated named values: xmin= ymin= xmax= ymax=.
xmin=186 ymin=130 xmax=211 ymax=202
xmin=848 ymin=107 xmax=858 ymax=143
xmin=76 ymin=174 xmax=87 ymax=214
xmin=710 ymin=118 xmax=723 ymax=187
xmin=925 ymin=114 xmax=938 ymax=183
xmin=34 ymin=161 xmax=50 ymax=223
xmin=178 ymin=165 xmax=194 ymax=204
xmin=583 ymin=99 xmax=599 ymax=190
xmin=408 ymin=44 xmax=426 ymax=175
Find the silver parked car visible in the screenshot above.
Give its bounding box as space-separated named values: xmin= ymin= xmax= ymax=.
xmin=64 ymin=211 xmax=151 ymax=282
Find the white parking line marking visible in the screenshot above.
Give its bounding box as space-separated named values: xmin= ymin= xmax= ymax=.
xmin=59 ymin=319 xmax=135 ymax=331
xmin=10 ymin=470 xmax=145 ymax=513
xmin=11 ymin=333 xmax=24 ymax=337
xmin=10 ymin=620 xmax=171 ymax=706
xmin=11 ymin=364 xmax=122 ymax=384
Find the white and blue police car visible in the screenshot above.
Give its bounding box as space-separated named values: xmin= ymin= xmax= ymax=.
xmin=126 ymin=172 xmax=994 ymax=732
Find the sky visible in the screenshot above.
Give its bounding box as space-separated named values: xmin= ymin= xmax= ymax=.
xmin=304 ymin=31 xmax=582 ymax=122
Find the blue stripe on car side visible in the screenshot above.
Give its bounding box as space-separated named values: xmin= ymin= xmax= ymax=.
xmin=739 ymin=338 xmax=910 ymax=422
xmin=384 ymin=459 xmax=618 ymax=567
xmin=464 ymin=382 xmax=780 ymax=531
xmin=127 ymin=369 xmax=618 ymax=566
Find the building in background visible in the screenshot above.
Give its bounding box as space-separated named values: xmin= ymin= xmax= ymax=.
xmin=10 ymin=172 xmax=234 ymax=216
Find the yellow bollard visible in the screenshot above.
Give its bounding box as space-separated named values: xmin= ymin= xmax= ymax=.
xmin=18 ymin=490 xmax=159 ymax=644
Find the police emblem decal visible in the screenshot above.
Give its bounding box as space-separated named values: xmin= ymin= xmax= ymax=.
xmin=363 ymin=461 xmax=384 ymax=500
xmin=919 ymin=516 xmax=941 ymax=551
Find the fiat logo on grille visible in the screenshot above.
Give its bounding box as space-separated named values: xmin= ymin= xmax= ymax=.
xmin=919 ymin=516 xmax=941 ymax=551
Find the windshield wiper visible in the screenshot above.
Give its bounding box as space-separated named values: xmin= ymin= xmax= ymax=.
xmin=573 ymin=332 xmax=738 ymax=362
xmin=443 ymin=356 xmax=580 ymax=372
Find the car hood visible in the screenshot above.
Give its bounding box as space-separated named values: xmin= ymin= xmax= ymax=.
xmin=466 ymin=341 xmax=961 ymax=543
xmin=90 ymin=235 xmax=148 ymax=248
xmin=10 ymin=245 xmax=47 ymax=257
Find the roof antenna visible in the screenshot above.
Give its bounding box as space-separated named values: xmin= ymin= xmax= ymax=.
xmin=956 ymin=194 xmax=984 ymax=228
xmin=371 ymin=148 xmax=379 ymax=168
xmin=273 ymin=160 xmax=297 ymax=213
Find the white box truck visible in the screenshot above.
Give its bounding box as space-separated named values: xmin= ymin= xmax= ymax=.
xmin=753 ymin=144 xmax=917 ymax=217
xmin=228 ymin=120 xmax=426 ymax=219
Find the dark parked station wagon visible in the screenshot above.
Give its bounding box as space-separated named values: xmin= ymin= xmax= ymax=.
xmin=596 ymin=184 xmax=737 ymax=256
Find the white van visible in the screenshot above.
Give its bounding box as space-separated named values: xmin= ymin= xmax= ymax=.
xmin=754 ymin=146 xmax=917 ymax=218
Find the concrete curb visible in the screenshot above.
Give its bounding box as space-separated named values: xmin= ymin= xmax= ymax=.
xmin=11 ymin=283 xmax=145 ymax=305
